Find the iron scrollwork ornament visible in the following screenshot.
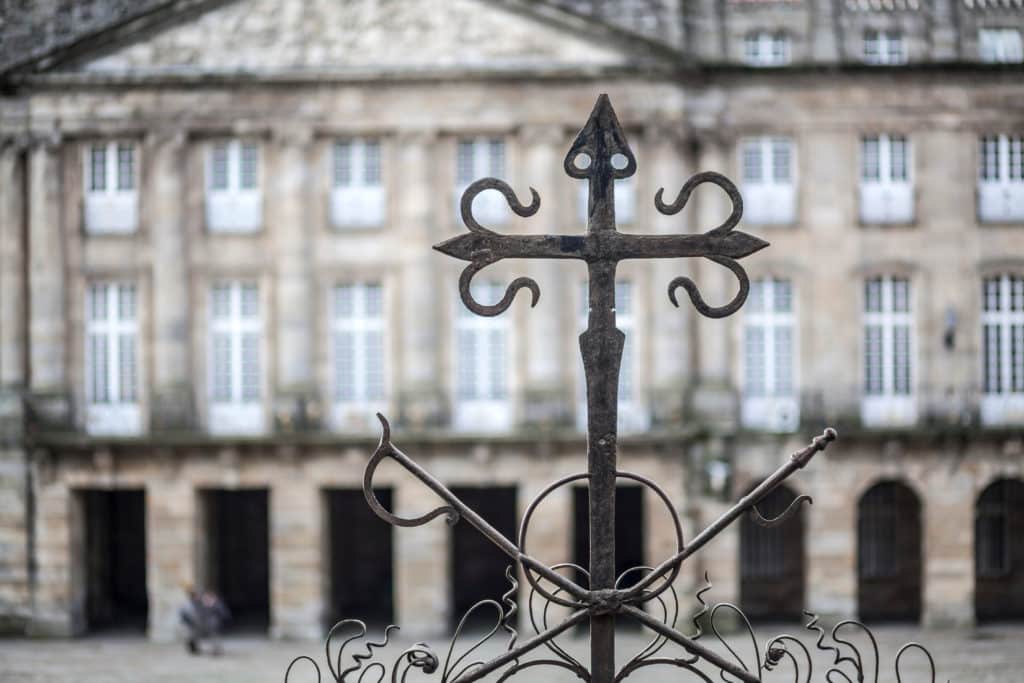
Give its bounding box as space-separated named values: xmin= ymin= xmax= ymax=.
xmin=286 ymin=96 xmax=944 ymax=682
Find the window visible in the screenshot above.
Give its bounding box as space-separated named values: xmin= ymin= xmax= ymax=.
xmin=861 ymin=276 xmax=916 ymax=426
xmin=576 ymin=281 xmax=647 ymax=433
xmin=206 ymin=140 xmax=262 ymax=232
xmin=743 ymin=31 xmax=790 ymax=66
xmin=83 ymin=142 xmax=138 ymax=233
xmin=208 ymin=281 xmax=264 ymax=434
xmin=455 ymin=138 xmax=508 ymax=225
xmin=330 ymin=283 xmax=386 ymax=429
xmin=331 ymin=139 xmax=385 ymax=228
xmin=978 ymin=135 xmax=1024 ymax=222
xmin=453 ymin=281 xmax=510 ymax=432
xmin=85 ymin=283 xmax=141 ymax=434
xmin=863 ymin=29 xmax=906 ymax=65
xmin=981 ymin=275 xmax=1024 ymax=425
xmin=739 ymin=137 xmax=796 ymax=224
xmin=860 ymin=134 xmax=914 ymax=224
xmin=742 ymin=278 xmax=798 ymax=432
xmin=979 ymin=28 xmax=1023 ymax=63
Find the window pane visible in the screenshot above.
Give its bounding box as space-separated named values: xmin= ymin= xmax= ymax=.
xmin=457 ymin=140 xmax=475 ymax=185
xmin=118 ymin=333 xmax=137 ymax=402
xmin=488 ymin=328 xmax=506 ymax=399
xmin=745 ymin=326 xmax=766 ymax=396
xmin=893 ymin=325 xmax=911 ymax=394
xmin=117 ymin=284 xmax=137 ymax=321
xmin=890 ymin=136 xmax=908 ymax=182
xmin=983 ymin=324 xmax=1002 ymax=394
xmin=773 ymin=278 xmax=793 ymax=313
xmin=864 ymin=325 xmax=883 ymax=394
xmin=334 ymin=330 xmax=355 ymax=401
xmin=1010 ymin=137 xmax=1023 ymax=181
xmin=863 ymin=30 xmax=879 ymax=63
xmin=771 ymin=139 xmax=791 ymax=182
xmin=211 ymin=332 xmax=233 ymax=401
xmin=364 ymin=284 xmax=383 ymax=317
xmin=211 ymin=284 xmax=232 ymax=319
xmin=488 ymin=138 xmax=505 ymax=178
xmin=88 ymin=333 xmax=109 ymax=404
xmin=457 ymin=329 xmax=477 ymax=398
xmin=864 ymin=278 xmax=883 ymax=313
xmin=771 ymin=34 xmax=788 ymax=64
xmin=744 ymin=34 xmax=760 ymax=63
xmin=364 ymin=140 xmax=381 ymax=185
xmin=210 ymin=143 xmax=229 ymax=190
xmin=892 ymin=277 xmax=910 ymax=312
xmin=240 ymin=142 xmax=259 ymax=190
xmin=334 ymin=141 xmax=352 ymax=187
xmin=88 ymin=284 xmax=108 ymax=321
xmin=240 ymin=332 xmax=260 ymax=401
xmin=742 ymin=141 xmax=763 ymax=183
xmin=774 ymin=326 xmax=793 ymax=395
xmin=240 ymin=283 xmax=259 ymax=318
xmin=886 ymin=31 xmax=905 ymax=63
xmin=116 ymin=144 xmax=135 ymax=191
xmin=983 ymin=276 xmax=1001 ymax=312
xmin=90 ymin=145 xmax=107 ymax=192
xmin=365 ymin=329 xmax=385 ymax=400
xmin=862 ymin=137 xmax=880 ymax=181
xmin=1013 ymin=324 xmax=1024 ymax=393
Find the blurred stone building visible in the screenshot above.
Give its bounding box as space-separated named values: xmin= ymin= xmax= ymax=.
xmin=0 ymin=0 xmax=1023 ymax=641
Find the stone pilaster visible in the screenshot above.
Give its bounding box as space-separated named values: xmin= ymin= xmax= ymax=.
xmin=147 ymin=476 xmax=197 ymax=641
xmin=922 ymin=471 xmax=974 ymax=628
xmin=397 ymin=131 xmax=445 ymax=428
xmin=689 ymin=137 xmax=737 ymax=429
xmin=271 ymin=127 xmax=318 ymax=432
xmin=805 ymin=471 xmax=857 ymax=620
xmin=147 ymin=131 xmax=194 ymax=431
xmin=646 ymin=123 xmax=692 ymax=426
xmin=29 ymin=468 xmax=74 ymax=636
xmin=393 ymin=474 xmax=448 ymax=638
xmin=0 ymin=141 xmax=26 ymax=422
xmin=520 ymin=125 xmax=571 ymax=428
xmin=270 ymin=474 xmax=322 ymax=639
xmin=26 ymin=138 xmax=69 ymax=427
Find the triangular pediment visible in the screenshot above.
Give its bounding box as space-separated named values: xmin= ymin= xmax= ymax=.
xmin=67 ymin=0 xmax=645 ymax=77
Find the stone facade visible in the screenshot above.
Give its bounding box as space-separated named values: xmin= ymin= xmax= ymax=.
xmin=0 ymin=0 xmax=1023 ymax=641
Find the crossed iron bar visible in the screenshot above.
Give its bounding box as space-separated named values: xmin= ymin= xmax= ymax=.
xmin=283 ymin=95 xmax=930 ymax=683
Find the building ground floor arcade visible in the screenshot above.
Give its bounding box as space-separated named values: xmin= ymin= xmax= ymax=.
xmin=2 ymin=430 xmax=1023 ymax=640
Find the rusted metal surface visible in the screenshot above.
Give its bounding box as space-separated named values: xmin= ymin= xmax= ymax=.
xmin=285 ymin=95 xmax=942 ymax=683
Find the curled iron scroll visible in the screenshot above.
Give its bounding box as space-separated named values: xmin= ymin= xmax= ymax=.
xmin=457 ymin=178 xmax=541 ymax=317
xmin=656 ymin=171 xmax=751 ymax=318
xmin=750 ymin=494 xmax=813 ymax=529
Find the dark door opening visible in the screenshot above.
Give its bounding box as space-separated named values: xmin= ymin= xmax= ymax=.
xmin=82 ymin=489 xmax=148 ymax=633
xmin=450 ymin=487 xmax=518 ymax=630
xmin=975 ymin=478 xmax=1024 ymax=622
xmin=739 ymin=484 xmax=805 ymax=621
xmin=201 ymin=489 xmax=270 ymax=632
xmin=573 ymin=485 xmax=645 ymax=590
xmin=857 ymin=481 xmax=921 ymax=622
xmin=326 ymin=488 xmax=394 ymax=628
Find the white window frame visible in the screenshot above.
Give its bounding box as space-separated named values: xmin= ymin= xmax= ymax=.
xmin=981 ymin=274 xmax=1024 ymax=425
xmin=741 ymin=278 xmax=799 ymax=433
xmin=83 ymin=141 xmax=139 ymax=234
xmin=863 ymin=29 xmax=907 ymax=65
xmin=207 ymin=281 xmax=264 ymax=435
xmin=205 ymin=139 xmax=262 ymax=233
xmin=331 ymin=138 xmax=386 ymax=229
xmin=739 ymin=137 xmax=796 ymax=225
xmin=330 ymin=283 xmax=387 ymax=431
xmin=84 ymin=282 xmax=141 ymax=435
xmin=742 ymin=31 xmax=791 ymax=66
xmin=454 ymin=137 xmax=508 ymax=226
xmin=859 ymin=134 xmax=914 ymax=224
xmin=861 ymin=276 xmax=916 ymax=427
xmin=979 ymin=28 xmax=1023 ymax=64
xmin=453 ymin=281 xmax=511 ymax=432
xmin=575 ymin=281 xmax=648 ymax=434
xmin=978 ymin=134 xmax=1024 ymax=223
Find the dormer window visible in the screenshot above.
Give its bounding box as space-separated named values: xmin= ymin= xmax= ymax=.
xmin=743 ymin=31 xmax=790 ymax=66
xmin=83 ymin=142 xmax=138 ymax=234
xmin=206 ymin=140 xmax=262 ymax=233
xmin=331 ymin=138 xmax=385 ymax=228
xmin=863 ymin=29 xmax=906 ymax=65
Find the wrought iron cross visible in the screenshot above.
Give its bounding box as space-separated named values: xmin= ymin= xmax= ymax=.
xmin=433 ymin=95 xmax=766 ymax=682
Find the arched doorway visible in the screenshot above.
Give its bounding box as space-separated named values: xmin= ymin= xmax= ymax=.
xmin=975 ymin=478 xmax=1024 ymax=621
xmin=857 ymin=481 xmax=921 ymax=622
xmin=739 ymin=484 xmax=805 ymax=620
